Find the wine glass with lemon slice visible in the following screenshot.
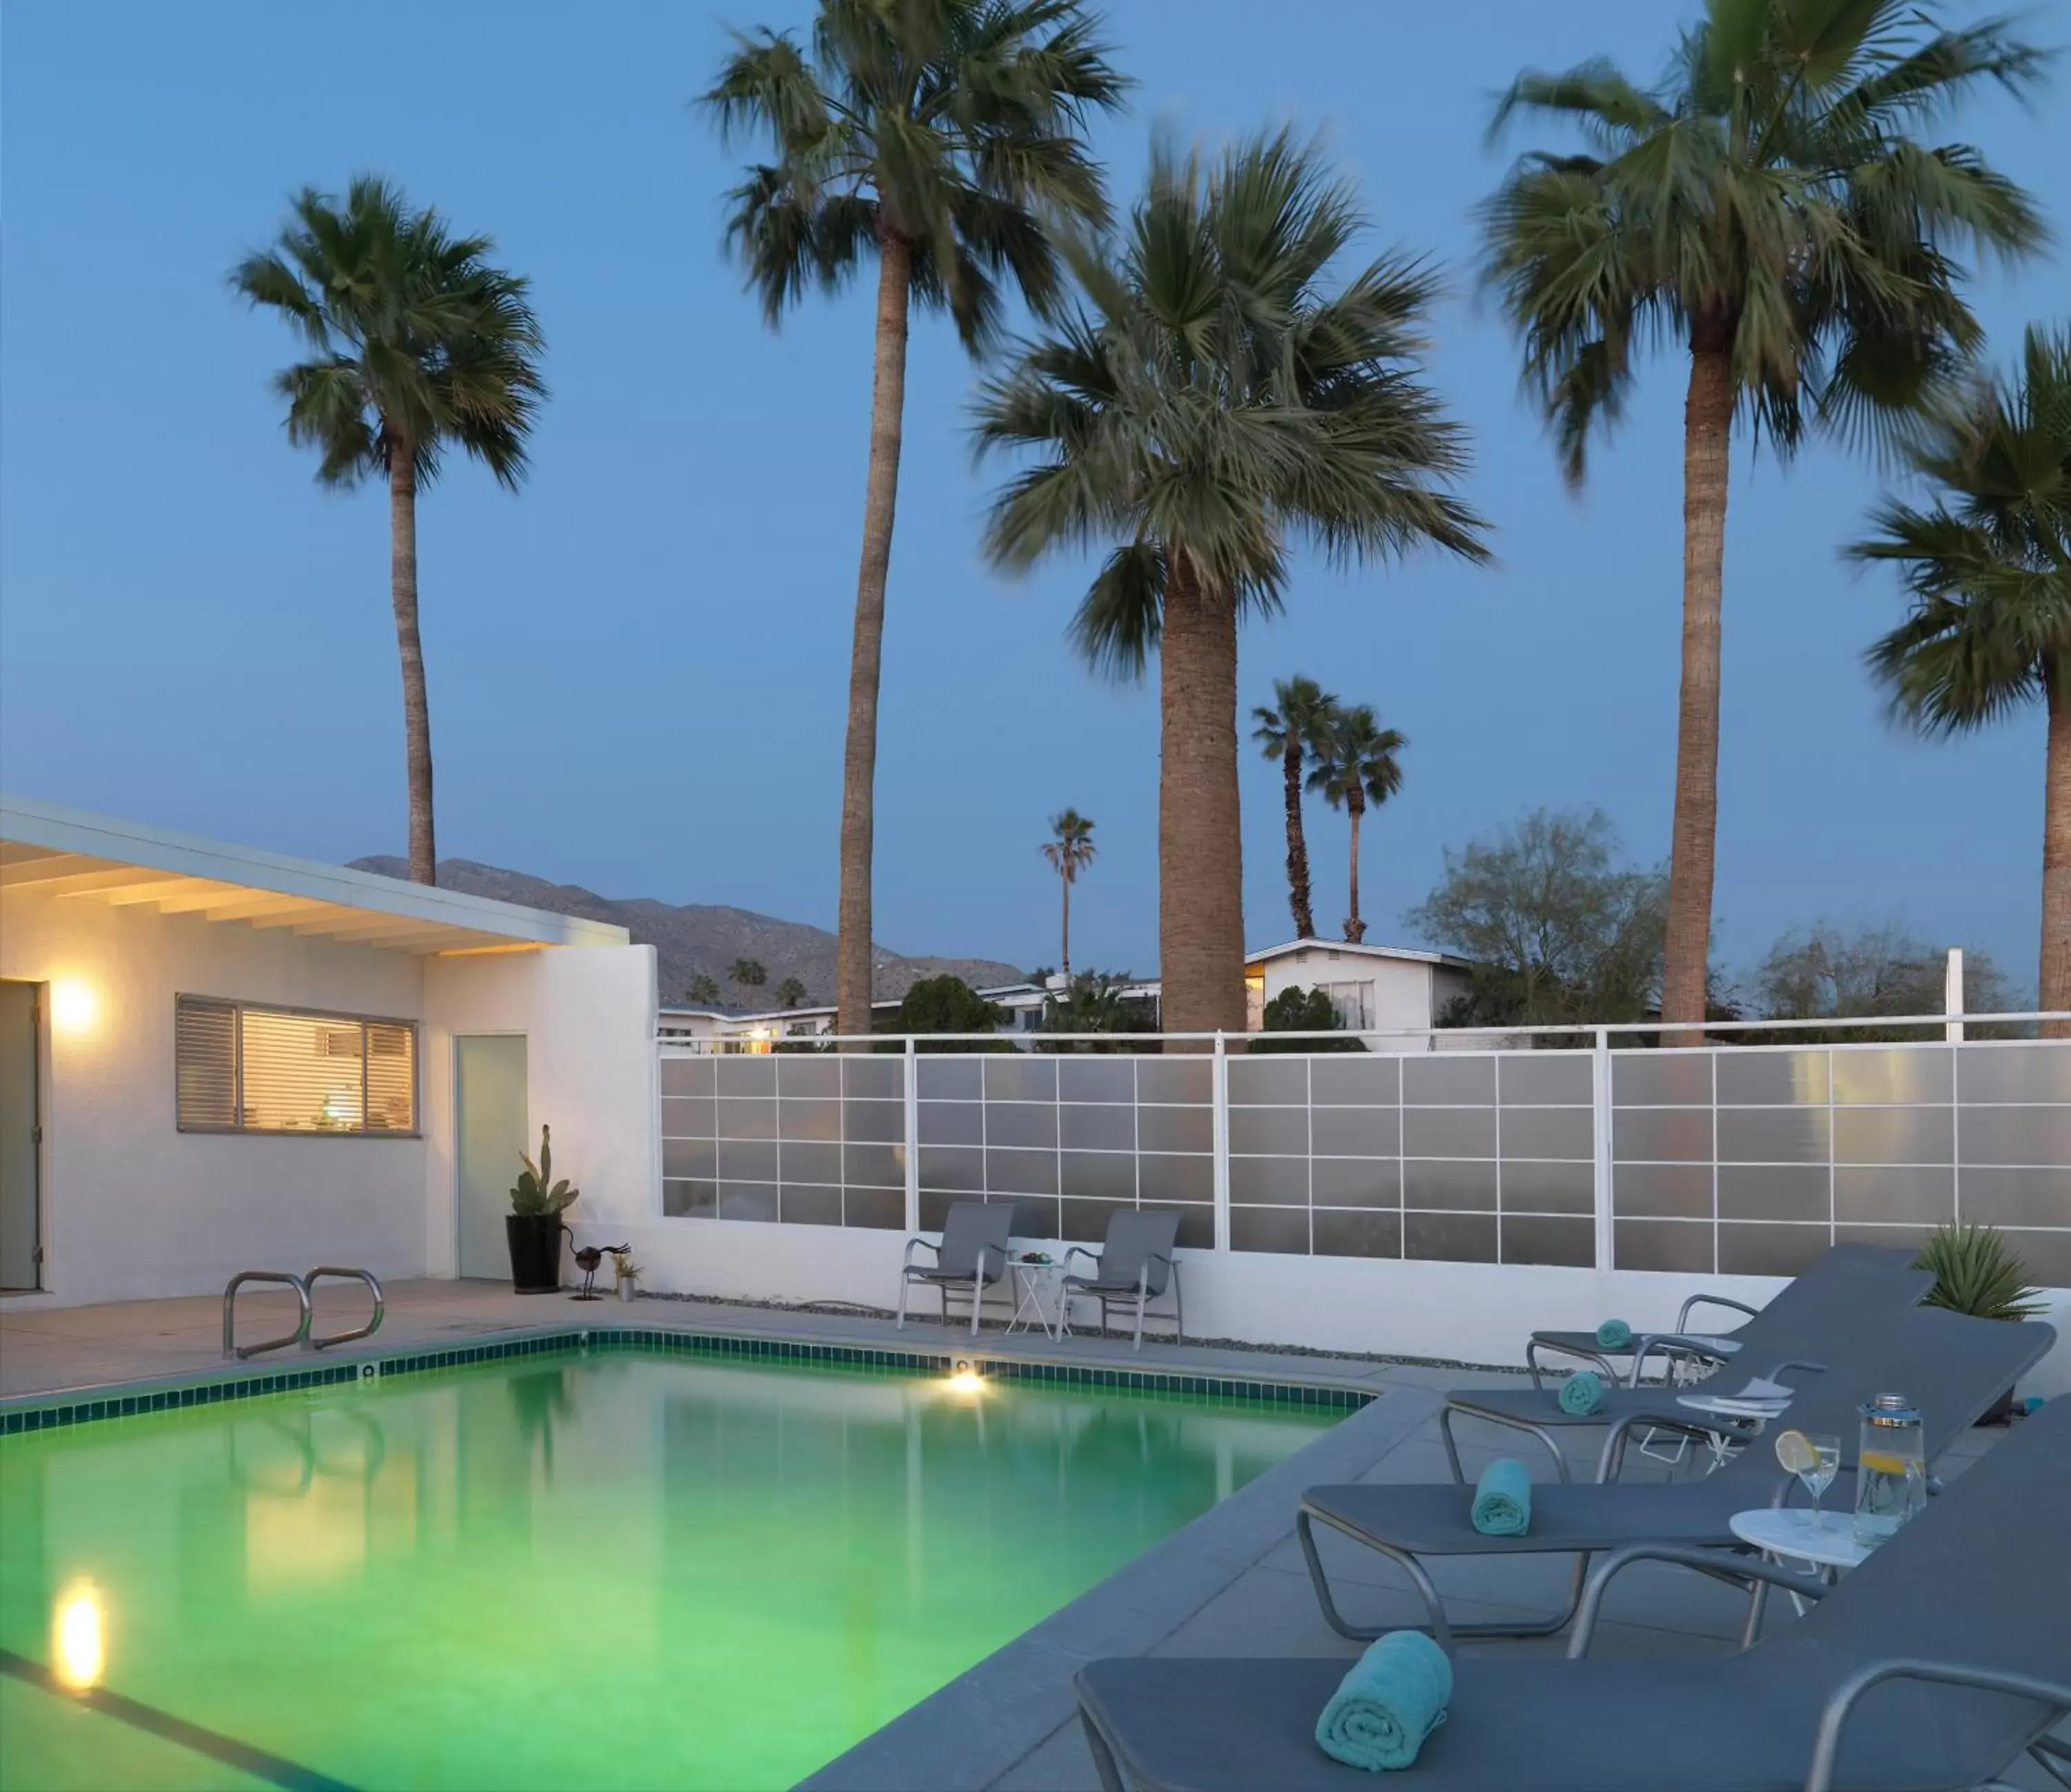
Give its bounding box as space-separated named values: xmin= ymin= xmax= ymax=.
xmin=1774 ymin=1428 xmax=1842 ymax=1535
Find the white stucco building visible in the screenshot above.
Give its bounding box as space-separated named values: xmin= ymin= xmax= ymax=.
xmin=0 ymin=795 xmax=657 ymax=1307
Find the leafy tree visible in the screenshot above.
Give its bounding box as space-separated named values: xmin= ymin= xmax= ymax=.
xmin=683 ymin=973 xmax=723 ymax=1005
xmin=704 ymin=0 xmax=1126 ymax=1040
xmin=1038 ymin=968 xmax=1157 ymax=1050
xmin=1306 ymin=703 xmax=1406 ymax=944
xmin=1409 ymin=807 xmax=1672 ymax=1029
xmin=1252 ymin=985 xmax=1364 ymax=1053
xmin=1041 ymin=808 xmax=1098 ymax=976
xmin=1479 ymin=0 xmax=2048 ymax=1027
xmin=231 ymin=177 xmax=546 ymax=886
xmin=730 ymin=958 xmax=768 ymax=1006
xmin=978 ymin=131 xmax=1488 ymax=1041
xmin=884 ymin=974 xmax=1007 ymax=1050
xmin=1849 ymin=322 xmax=2071 ymax=1033
xmin=775 ymin=975 xmax=810 ymax=1009
xmin=1252 ymin=675 xmax=1337 ymax=939
xmin=1754 ymin=919 xmax=2011 ymax=1040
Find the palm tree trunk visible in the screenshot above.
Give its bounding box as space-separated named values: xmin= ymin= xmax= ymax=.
xmin=836 ymin=233 xmax=913 ymax=1038
xmin=1060 ymin=873 xmax=1072 ymax=980
xmin=2042 ymin=655 xmax=2070 ymax=1037
xmin=1660 ymin=329 xmax=1734 ymax=1032
xmin=1283 ymin=740 xmax=1315 ymax=938
xmin=387 ymin=447 xmax=436 ymax=886
xmin=1343 ymin=795 xmax=1365 ymax=944
xmin=1158 ymin=549 xmax=1247 ymax=1046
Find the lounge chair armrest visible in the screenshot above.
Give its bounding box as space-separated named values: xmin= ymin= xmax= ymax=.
xmin=1675 ymin=1291 xmax=1760 ymax=1330
xmin=1441 ymin=1398 xmax=1571 ymax=1484
xmin=1063 ymin=1245 xmax=1101 ymax=1272
xmin=1628 ymin=1332 xmax=1733 ymax=1383
xmin=1591 ymin=1408 xmax=1724 ymax=1482
xmin=1764 ymin=1358 xmax=1828 ymax=1385
xmin=902 ymin=1236 xmax=940 ymax=1269
xmin=975 ymin=1241 xmax=1009 ymax=1277
xmin=1568 ymin=1543 xmax=1833 ymax=1659
xmin=1804 ymin=1660 xmax=2071 ymax=1792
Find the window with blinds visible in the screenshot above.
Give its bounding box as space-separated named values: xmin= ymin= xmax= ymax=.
xmin=175 ymin=996 xmax=417 ymax=1136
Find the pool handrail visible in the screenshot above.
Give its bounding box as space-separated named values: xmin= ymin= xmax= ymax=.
xmin=222 ymin=1270 xmax=312 ymax=1361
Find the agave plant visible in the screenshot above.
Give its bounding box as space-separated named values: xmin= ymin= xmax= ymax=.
xmin=1914 ymin=1223 xmax=2045 ymax=1322
xmin=509 ymin=1124 xmax=580 ymax=1218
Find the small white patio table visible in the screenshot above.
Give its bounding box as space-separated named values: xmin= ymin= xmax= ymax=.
xmin=1730 ymin=1507 xmax=1871 ymax=1620
xmin=1004 ymin=1256 xmax=1071 ymax=1341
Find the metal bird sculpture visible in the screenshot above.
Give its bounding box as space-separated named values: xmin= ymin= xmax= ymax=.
xmin=570 ymin=1243 xmax=629 ymax=1302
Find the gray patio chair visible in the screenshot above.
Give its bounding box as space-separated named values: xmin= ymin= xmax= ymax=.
xmin=1075 ymin=1394 xmax=2071 ymax=1792
xmin=1446 ymin=1246 xmax=1935 ymax=1482
xmin=1063 ymin=1209 xmax=1183 ymax=1351
xmin=895 ymin=1200 xmax=1015 ymax=1338
xmin=1524 ymin=1241 xmax=1928 ymax=1387
xmin=1297 ymin=1307 xmax=2052 ymax=1646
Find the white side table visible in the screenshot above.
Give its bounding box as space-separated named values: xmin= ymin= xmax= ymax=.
xmin=1005 ymin=1258 xmax=1071 ymax=1341
xmin=1730 ymin=1507 xmax=1870 ymax=1625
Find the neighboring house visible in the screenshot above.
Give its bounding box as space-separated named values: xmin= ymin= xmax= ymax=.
xmin=0 ymin=795 xmax=655 ymax=1307
xmin=1243 ymin=938 xmax=1477 ymax=1044
xmin=657 ymin=949 xmax=1468 ymax=1049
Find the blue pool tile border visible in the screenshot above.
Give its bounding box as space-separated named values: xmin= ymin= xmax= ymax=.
xmin=1 ymin=1327 xmax=1372 ymax=1434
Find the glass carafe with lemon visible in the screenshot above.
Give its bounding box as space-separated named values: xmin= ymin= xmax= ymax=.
xmin=1854 ymin=1393 xmax=1925 ymax=1546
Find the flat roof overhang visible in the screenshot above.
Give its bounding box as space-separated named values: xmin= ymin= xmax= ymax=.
xmin=1 ymin=795 xmax=629 ymax=956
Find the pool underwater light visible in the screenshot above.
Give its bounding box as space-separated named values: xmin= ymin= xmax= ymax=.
xmin=52 ymin=1579 xmax=106 ymax=1691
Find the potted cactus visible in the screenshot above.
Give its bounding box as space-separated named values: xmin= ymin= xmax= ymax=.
xmin=1913 ymin=1223 xmax=2045 ymax=1423
xmin=507 ymin=1124 xmax=580 ymax=1294
xmin=612 ymin=1248 xmax=643 ymax=1304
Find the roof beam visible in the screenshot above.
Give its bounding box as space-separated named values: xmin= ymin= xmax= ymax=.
xmin=301 ymin=913 xmax=465 ymax=943
xmin=246 ymin=904 xmax=369 ymax=931
xmin=185 ymin=890 xmax=333 ymax=922
xmin=1 ymin=864 xmax=162 ymax=896
xmin=150 ymin=885 xmax=309 ymax=918
xmin=91 ymin=877 xmax=244 ymax=908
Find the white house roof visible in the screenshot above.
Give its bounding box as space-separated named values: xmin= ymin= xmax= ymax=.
xmin=0 ymin=794 xmax=629 ymax=956
xmin=1243 ymin=936 xmax=1475 ymax=972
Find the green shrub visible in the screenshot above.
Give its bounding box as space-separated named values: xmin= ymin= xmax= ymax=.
xmin=1913 ymin=1223 xmax=2044 ymax=1321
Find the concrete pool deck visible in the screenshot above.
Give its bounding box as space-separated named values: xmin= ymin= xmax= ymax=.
xmin=2 ymin=1281 xmax=2054 ymax=1791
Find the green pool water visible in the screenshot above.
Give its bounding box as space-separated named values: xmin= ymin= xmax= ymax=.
xmin=0 ymin=1350 xmax=1336 ymax=1791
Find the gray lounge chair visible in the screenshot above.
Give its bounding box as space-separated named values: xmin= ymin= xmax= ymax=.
xmin=1524 ymin=1241 xmax=1928 ymax=1386
xmin=1299 ymin=1307 xmax=2052 ymax=1646
xmin=1064 ymin=1209 xmax=1184 ymax=1351
xmin=1076 ymin=1396 xmax=2071 ymax=1792
xmin=1447 ymin=1245 xmax=1936 ymax=1481
xmin=895 ymin=1200 xmax=1015 ymax=1338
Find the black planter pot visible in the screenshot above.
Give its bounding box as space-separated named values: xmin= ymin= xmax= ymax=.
xmin=506 ymin=1214 xmax=567 ymax=1294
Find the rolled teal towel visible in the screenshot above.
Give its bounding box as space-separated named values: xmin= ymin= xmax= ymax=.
xmin=1595 ymin=1318 xmax=1633 ymax=1351
xmin=1559 ymin=1370 xmax=1605 ymax=1416
xmin=1315 ymin=1630 xmax=1452 ymax=1772
xmin=1471 ymin=1457 xmax=1531 ymax=1537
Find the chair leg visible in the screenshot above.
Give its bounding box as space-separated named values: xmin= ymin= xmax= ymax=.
xmin=1133 ymin=1295 xmax=1145 ymax=1352
xmin=1171 ymin=1267 xmax=1183 ymax=1345
xmin=895 ymin=1275 xmax=908 ymax=1331
xmin=969 ymin=1278 xmax=982 ymax=1338
xmin=1080 ymin=1709 xmax=1129 ymax=1792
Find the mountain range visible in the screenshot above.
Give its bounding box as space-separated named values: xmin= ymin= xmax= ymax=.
xmin=349 ymin=857 xmax=1029 ymax=1011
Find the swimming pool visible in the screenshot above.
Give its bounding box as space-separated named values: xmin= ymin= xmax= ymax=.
xmin=0 ymin=1338 xmax=1343 ymax=1791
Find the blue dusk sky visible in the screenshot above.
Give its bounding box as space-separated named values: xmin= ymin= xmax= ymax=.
xmin=3 ymin=1 xmax=2065 ymax=995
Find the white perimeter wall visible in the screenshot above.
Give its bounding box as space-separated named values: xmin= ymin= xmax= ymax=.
xmin=587 ymin=1216 xmax=2071 ymax=1401
xmin=421 ymin=944 xmax=659 ymax=1275
xmin=1 ymin=893 xmax=429 ymax=1304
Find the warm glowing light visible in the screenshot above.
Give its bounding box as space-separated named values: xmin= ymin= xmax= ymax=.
xmin=50 ymin=980 xmax=97 ymax=1035
xmin=946 ymin=1369 xmax=984 ymax=1395
xmin=52 ymin=1580 xmax=106 ymax=1691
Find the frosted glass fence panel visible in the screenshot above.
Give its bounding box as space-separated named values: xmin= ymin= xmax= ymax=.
xmin=915 ymin=1053 xmax=1214 ymax=1247
xmin=661 ymin=1053 xmax=906 ymax=1229
xmin=1612 ymin=1042 xmax=2071 ymax=1281
xmin=1227 ymin=1049 xmax=1595 ymax=1265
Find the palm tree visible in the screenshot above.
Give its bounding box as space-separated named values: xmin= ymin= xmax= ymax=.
xmin=1252 ymin=676 xmax=1337 ymax=939
xmin=977 ymin=132 xmax=1488 ymax=1040
xmin=1307 ymin=703 xmax=1407 ymax=944
xmin=1040 ymin=808 xmax=1097 ymax=976
xmin=231 ymin=177 xmax=546 ymax=885
xmin=775 ymin=975 xmax=810 ymax=1009
xmin=704 ymin=1 xmax=1126 ymax=1039
xmin=1479 ymin=0 xmax=2048 ymax=1027
xmin=684 ymin=973 xmax=722 ymax=1004
xmin=1850 ymin=322 xmax=2071 ymax=1033
xmin=730 ymin=958 xmax=768 ymax=1006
